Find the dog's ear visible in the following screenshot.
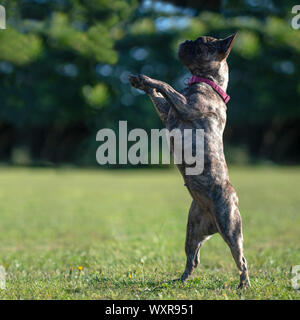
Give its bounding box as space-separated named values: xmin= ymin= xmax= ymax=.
xmin=217 ymin=33 xmax=237 ymax=60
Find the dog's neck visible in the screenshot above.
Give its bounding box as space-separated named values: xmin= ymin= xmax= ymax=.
xmin=188 ymin=76 xmax=230 ymax=104
xmin=191 ymin=61 xmax=229 ymax=92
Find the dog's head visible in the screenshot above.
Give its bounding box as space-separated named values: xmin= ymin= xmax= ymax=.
xmin=178 ymin=34 xmax=237 ymax=86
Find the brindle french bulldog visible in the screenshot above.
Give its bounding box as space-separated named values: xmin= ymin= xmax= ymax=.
xmin=129 ymin=34 xmax=250 ymax=289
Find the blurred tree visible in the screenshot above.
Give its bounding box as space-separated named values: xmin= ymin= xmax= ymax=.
xmin=0 ymin=0 xmax=137 ymax=164
xmin=161 ymin=0 xmax=222 ymax=11
xmin=0 ymin=0 xmax=299 ymax=165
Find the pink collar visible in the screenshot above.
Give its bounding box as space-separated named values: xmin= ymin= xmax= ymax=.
xmin=188 ymin=75 xmax=230 ymax=104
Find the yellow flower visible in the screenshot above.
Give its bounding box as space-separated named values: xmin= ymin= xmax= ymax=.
xmin=101 ymin=271 xmax=104 ymax=276
xmin=78 ymin=266 xmax=83 ymax=271
xmin=128 ymin=274 xmax=132 ymax=279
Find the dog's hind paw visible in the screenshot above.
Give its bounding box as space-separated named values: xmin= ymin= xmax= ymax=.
xmin=180 ymin=272 xmax=191 ymax=283
xmin=237 ymin=279 xmax=251 ymax=290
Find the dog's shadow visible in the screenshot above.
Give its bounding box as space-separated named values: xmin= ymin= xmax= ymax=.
xmin=79 ymin=275 xmax=237 ymax=291
xmin=63 ymin=273 xmax=244 ymax=297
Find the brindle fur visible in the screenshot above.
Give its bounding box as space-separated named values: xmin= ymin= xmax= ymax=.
xmin=129 ymin=34 xmax=250 ymax=289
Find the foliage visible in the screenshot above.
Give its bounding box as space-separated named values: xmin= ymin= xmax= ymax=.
xmin=0 ymin=0 xmax=299 ymax=164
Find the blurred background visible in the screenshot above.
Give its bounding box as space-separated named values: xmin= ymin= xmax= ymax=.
xmin=0 ymin=0 xmax=299 ymax=167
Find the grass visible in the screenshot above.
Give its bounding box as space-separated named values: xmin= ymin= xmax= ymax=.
xmin=0 ymin=166 xmax=299 ymax=300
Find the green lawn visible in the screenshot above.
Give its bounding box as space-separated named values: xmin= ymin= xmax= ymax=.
xmin=0 ymin=166 xmax=299 ymax=299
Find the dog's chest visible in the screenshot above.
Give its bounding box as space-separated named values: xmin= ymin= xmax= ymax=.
xmin=166 ymin=85 xmax=227 ymax=133
xmin=165 ymin=84 xmax=228 ymax=177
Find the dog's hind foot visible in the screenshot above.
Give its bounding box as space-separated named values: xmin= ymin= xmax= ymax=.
xmin=237 ymin=277 xmax=251 ymax=289
xmin=180 ymin=271 xmax=192 ymax=283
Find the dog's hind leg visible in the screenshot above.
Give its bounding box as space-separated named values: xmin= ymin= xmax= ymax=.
xmin=181 ymin=200 xmax=217 ymax=282
xmin=212 ymin=182 xmax=250 ymax=289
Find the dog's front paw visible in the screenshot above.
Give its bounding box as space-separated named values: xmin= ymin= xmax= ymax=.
xmin=129 ymin=74 xmax=141 ymax=88
xmin=129 ymin=74 xmax=151 ymax=92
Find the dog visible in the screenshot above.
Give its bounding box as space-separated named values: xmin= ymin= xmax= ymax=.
xmin=129 ymin=34 xmax=250 ymax=289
